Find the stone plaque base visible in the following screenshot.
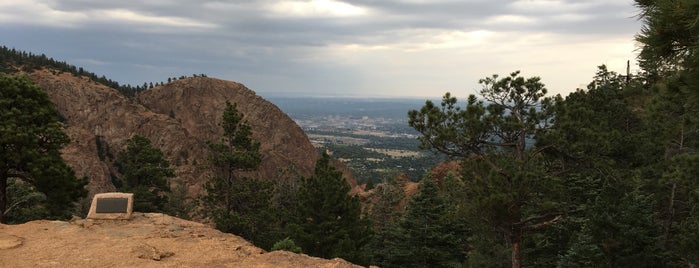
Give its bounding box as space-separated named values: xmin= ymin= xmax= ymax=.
xmin=87 ymin=192 xmax=134 ymax=220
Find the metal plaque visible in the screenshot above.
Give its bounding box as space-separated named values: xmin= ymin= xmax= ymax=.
xmin=95 ymin=197 xmax=129 ymax=213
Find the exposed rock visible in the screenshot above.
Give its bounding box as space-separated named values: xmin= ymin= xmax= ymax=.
xmin=428 ymin=160 xmax=461 ymax=190
xmin=360 ymin=162 xmax=459 ymax=214
xmin=133 ymin=243 xmax=174 ymax=261
xmin=0 ymin=213 xmax=362 ymax=267
xmin=24 ymin=70 xmax=356 ymax=200
xmin=0 ymin=233 xmax=23 ymax=250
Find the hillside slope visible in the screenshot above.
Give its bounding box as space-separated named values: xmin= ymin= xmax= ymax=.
xmin=23 ymin=69 xmax=356 ymax=198
xmin=0 ymin=213 xmax=361 ymax=267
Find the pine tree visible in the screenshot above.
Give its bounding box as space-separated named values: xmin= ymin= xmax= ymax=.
xmin=290 ymin=152 xmax=372 ymax=265
xmin=115 ymin=135 xmax=174 ymax=213
xmin=408 ymin=71 xmax=561 ymax=268
xmin=556 ymin=224 xmax=605 ymax=268
xmin=201 ymin=101 xmax=278 ymax=249
xmin=378 ymin=177 xmax=466 ymax=268
xmin=0 ymin=74 xmax=87 ymax=223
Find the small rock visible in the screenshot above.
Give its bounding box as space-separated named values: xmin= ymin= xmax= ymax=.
xmin=133 ymin=243 xmax=174 ymax=261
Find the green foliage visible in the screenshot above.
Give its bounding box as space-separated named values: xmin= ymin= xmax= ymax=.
xmin=205 ymin=177 xmax=279 ymax=249
xmin=364 ymin=177 xmax=375 ymax=190
xmin=0 ymin=46 xmax=192 ymax=97
xmin=556 ymin=224 xmax=605 ymax=268
xmin=408 ymin=71 xmax=560 ymax=268
xmin=633 ymin=2 xmax=699 ymax=264
xmin=635 ymin=0 xmax=699 ymax=78
xmin=4 ymin=179 xmax=49 ymax=223
xmin=289 ymin=152 xmax=373 ymax=265
xmin=315 ymin=133 xmax=447 ymax=182
xmin=660 ymin=154 xmax=699 ymax=265
xmin=367 ymin=177 xmax=406 ymax=264
xmin=271 ymin=165 xmax=301 ymax=231
xmin=115 ymin=135 xmax=173 ymax=213
xmin=166 ymin=178 xmax=195 ymax=220
xmin=0 ymin=74 xmax=87 ymax=223
xmin=376 ymin=177 xmax=467 ymax=268
xmin=539 ymin=65 xmax=649 ymax=169
xmin=536 ymin=66 xmax=673 ymax=266
xmin=408 ymin=71 xmax=553 ymax=160
xmin=201 ymin=101 xmax=281 ymax=249
xmin=272 ymin=237 xmax=303 ymax=254
xmin=208 ymin=101 xmax=261 ymax=175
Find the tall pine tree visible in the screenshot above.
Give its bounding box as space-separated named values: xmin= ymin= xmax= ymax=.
xmin=290 ymin=152 xmax=372 ymax=265
xmin=378 ymin=176 xmax=467 ymax=268
xmin=114 ymin=135 xmax=174 ymax=213
xmin=408 ymin=71 xmax=561 ymax=268
xmin=201 ymin=101 xmax=278 ymax=249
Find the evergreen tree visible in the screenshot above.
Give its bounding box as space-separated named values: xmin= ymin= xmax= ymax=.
xmin=536 ymin=66 xmax=671 ymax=266
xmin=367 ymin=176 xmax=407 ymax=264
xmin=635 ymin=3 xmax=699 ymax=263
xmin=115 ymin=135 xmax=173 ymax=213
xmin=290 ymin=152 xmax=372 ymax=265
xmin=378 ymin=177 xmax=466 ymax=268
xmin=272 ymin=237 xmax=303 ymax=253
xmin=165 ymin=178 xmax=195 ymax=220
xmin=4 ymin=179 xmax=49 ymax=223
xmin=271 ymin=165 xmax=302 ymax=240
xmin=201 ymin=101 xmax=278 ymax=249
xmin=0 ymin=74 xmax=87 ymax=223
xmin=408 ymin=71 xmax=561 ymax=268
xmin=635 ymin=0 xmax=699 ymax=79
xmin=556 ymin=224 xmax=605 ymax=268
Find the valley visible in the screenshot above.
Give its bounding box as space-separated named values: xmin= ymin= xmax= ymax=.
xmin=269 ymin=97 xmax=447 ymax=183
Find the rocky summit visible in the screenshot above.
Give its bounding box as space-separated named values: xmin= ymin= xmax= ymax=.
xmin=24 ymin=69 xmax=357 ymax=198
xmin=0 ymin=213 xmax=361 ymax=267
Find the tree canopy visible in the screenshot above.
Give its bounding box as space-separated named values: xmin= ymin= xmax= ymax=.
xmin=408 ymin=71 xmax=559 ymax=268
xmin=0 ymin=74 xmax=86 ymax=223
xmin=201 ymin=101 xmax=281 ymax=249
xmin=114 ymin=135 xmax=174 ymax=213
xmin=289 ymin=152 xmax=372 ymax=265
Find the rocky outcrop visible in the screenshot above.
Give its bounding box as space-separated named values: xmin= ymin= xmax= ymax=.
xmin=136 ymin=77 xmax=325 ymax=187
xmin=25 ymin=70 xmax=356 ymax=199
xmin=0 ymin=213 xmax=361 ymax=267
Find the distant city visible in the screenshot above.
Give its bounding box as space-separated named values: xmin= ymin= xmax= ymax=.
xmin=269 ymin=97 xmax=446 ymax=183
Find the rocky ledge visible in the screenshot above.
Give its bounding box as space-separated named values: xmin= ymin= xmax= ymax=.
xmin=0 ymin=213 xmax=360 ymax=268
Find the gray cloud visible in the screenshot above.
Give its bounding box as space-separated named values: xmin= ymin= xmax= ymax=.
xmin=1 ymin=0 xmax=642 ymax=97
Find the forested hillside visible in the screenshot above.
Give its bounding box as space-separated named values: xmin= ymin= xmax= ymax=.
xmin=0 ymin=46 xmax=205 ymax=97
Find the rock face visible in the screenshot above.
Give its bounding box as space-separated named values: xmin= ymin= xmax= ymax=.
xmin=0 ymin=213 xmax=361 ymax=267
xmin=25 ymin=70 xmax=356 ymax=198
xmin=136 ymin=77 xmax=322 ymax=187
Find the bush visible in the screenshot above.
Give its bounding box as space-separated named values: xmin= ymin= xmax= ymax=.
xmin=272 ymin=238 xmax=302 ymax=253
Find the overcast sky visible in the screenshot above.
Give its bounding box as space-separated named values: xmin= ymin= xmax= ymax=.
xmin=1 ymin=0 xmax=642 ymax=98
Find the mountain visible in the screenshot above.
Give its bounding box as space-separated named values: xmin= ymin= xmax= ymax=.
xmin=21 ymin=68 xmax=357 ymax=199
xmin=0 ymin=213 xmax=361 ymax=267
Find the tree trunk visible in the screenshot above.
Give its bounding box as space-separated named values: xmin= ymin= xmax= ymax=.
xmin=0 ymin=177 xmax=7 ymax=223
xmin=511 ymin=229 xmax=523 ymax=268
xmin=663 ymin=182 xmax=677 ymax=248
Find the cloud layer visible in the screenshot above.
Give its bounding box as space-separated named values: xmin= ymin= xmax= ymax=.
xmin=1 ymin=0 xmax=642 ymax=98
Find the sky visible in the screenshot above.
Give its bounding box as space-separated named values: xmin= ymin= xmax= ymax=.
xmin=0 ymin=0 xmax=643 ymax=99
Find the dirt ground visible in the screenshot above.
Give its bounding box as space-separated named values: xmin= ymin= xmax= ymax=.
xmin=0 ymin=213 xmax=360 ymax=268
